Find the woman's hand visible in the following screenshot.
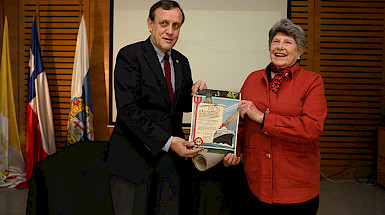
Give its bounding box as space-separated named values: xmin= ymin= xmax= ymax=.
xmin=238 ymin=100 xmax=264 ymax=123
xmin=223 ymin=153 xmax=241 ymax=167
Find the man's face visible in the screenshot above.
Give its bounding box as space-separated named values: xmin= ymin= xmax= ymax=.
xmin=147 ymin=7 xmax=183 ymax=53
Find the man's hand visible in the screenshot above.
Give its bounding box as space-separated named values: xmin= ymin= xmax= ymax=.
xmin=223 ymin=153 xmax=241 ymax=167
xmin=191 ymin=80 xmax=207 ymax=96
xmin=170 ymin=137 xmax=201 ymax=158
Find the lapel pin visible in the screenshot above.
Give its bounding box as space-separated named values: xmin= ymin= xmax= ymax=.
xmin=176 ymin=59 xmax=179 ymax=64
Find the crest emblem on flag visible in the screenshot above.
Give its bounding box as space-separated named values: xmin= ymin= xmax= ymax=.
xmin=0 ymin=132 xmax=9 ymax=178
xmin=67 ymin=97 xmax=93 ymax=144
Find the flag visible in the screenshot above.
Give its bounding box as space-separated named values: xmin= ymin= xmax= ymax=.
xmin=66 ymin=15 xmax=94 ymax=146
xmin=0 ymin=16 xmax=26 ymax=188
xmin=17 ymin=17 xmax=56 ymax=188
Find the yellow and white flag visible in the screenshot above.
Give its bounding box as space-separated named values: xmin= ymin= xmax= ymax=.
xmin=0 ymin=16 xmax=26 ymax=188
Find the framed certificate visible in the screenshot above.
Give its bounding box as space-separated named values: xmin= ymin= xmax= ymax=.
xmin=189 ymin=89 xmax=241 ymax=154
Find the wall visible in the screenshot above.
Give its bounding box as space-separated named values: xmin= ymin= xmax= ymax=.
xmin=291 ymin=0 xmax=385 ymax=178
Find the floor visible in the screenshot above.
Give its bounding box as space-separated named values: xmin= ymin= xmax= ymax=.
xmin=1 ymin=179 xmax=385 ymax=215
xmin=318 ymin=178 xmax=385 ymax=215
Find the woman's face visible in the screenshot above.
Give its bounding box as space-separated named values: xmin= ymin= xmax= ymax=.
xmin=269 ymin=32 xmax=304 ymax=69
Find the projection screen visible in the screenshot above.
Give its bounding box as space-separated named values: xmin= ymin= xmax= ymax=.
xmin=109 ymin=0 xmax=289 ymax=124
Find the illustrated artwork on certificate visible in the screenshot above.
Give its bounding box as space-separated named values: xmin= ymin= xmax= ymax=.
xmin=189 ymin=89 xmax=240 ymax=154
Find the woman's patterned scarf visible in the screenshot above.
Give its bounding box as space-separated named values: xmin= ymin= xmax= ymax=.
xmin=269 ymin=63 xmax=296 ymax=93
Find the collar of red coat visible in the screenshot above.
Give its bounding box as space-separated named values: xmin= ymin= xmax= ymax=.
xmin=262 ymin=62 xmax=301 ymax=81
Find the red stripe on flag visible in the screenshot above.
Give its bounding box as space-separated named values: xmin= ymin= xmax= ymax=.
xmin=17 ymin=104 xmax=49 ymax=188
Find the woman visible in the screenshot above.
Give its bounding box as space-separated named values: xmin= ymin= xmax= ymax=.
xmin=237 ymin=18 xmax=327 ymax=214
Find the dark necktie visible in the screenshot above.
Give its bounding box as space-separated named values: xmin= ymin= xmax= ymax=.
xmin=164 ymin=53 xmax=174 ymax=104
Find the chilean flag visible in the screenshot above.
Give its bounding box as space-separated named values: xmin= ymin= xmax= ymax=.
xmin=18 ymin=17 xmax=56 ymax=188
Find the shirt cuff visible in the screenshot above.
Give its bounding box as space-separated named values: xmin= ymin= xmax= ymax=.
xmin=162 ymin=136 xmax=173 ymax=152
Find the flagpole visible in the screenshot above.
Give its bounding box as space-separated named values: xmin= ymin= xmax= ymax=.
xmin=79 ymin=0 xmax=83 ymax=19
xmin=35 ymin=1 xmax=40 ymax=40
xmin=1 ymin=5 xmax=4 ymax=35
xmin=78 ymin=0 xmax=84 ymax=141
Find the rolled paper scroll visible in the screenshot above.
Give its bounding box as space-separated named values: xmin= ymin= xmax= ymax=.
xmin=192 ymin=152 xmax=225 ymax=171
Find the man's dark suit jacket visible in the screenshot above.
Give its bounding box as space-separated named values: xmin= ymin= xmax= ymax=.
xmin=107 ymin=37 xmax=193 ymax=184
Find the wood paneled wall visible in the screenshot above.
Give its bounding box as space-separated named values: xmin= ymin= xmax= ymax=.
xmin=1 ymin=0 xmax=384 ymax=178
xmin=291 ymin=0 xmax=385 ymax=178
xmin=19 ymin=0 xmax=91 ymax=149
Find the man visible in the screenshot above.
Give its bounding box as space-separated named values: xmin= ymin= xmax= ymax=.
xmin=107 ymin=1 xmax=206 ymax=214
